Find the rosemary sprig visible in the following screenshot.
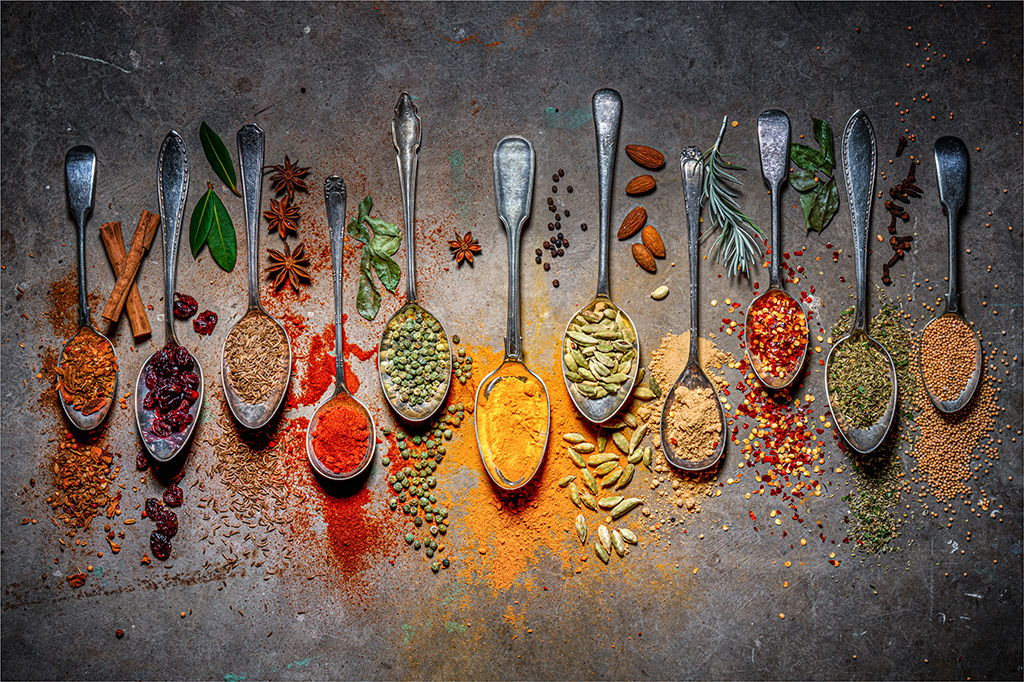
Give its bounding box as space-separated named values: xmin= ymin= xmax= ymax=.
xmin=701 ymin=116 xmax=765 ymax=277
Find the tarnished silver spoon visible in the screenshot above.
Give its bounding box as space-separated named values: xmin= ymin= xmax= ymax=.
xmin=58 ymin=146 xmax=118 ymax=431
xmin=378 ymin=92 xmax=453 ymax=423
xmin=744 ymin=110 xmax=809 ymax=389
xmin=919 ymin=136 xmax=982 ymax=413
xmin=825 ymin=110 xmax=897 ymax=455
xmin=307 ymin=177 xmax=377 ymax=481
xmin=560 ymin=88 xmax=639 ymax=424
xmin=475 ymin=136 xmax=550 ymax=491
xmin=659 ymin=147 xmax=727 ymax=472
xmin=134 ymin=132 xmax=203 ymax=462
xmin=221 ymin=124 xmax=292 ymax=429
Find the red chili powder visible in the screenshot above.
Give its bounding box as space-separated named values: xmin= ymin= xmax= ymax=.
xmin=296 ymin=324 xmax=371 ymax=407
xmin=311 ymin=400 xmax=369 ymax=474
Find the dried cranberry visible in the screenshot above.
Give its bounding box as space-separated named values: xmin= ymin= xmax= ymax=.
xmin=154 ymin=508 xmax=178 ymax=537
xmin=173 ymin=346 xmax=193 ymax=369
xmin=163 ymin=484 xmax=183 ymax=507
xmin=193 ymin=311 xmax=218 ymax=335
xmin=145 ymin=371 xmax=158 ymax=390
xmin=150 ymin=531 xmax=172 ymax=560
xmin=151 ymin=419 xmax=171 ymax=437
xmin=143 ymin=393 xmax=156 ymax=409
xmin=136 ymin=452 xmax=150 ymax=470
xmin=173 ymin=293 xmax=198 ymax=319
xmin=182 ymin=372 xmax=199 ymax=390
xmin=169 ymin=467 xmax=185 ymax=484
xmin=144 ymin=498 xmax=162 ymax=519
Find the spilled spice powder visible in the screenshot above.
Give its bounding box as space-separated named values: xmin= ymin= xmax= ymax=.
xmin=47 ymin=437 xmax=118 ymax=532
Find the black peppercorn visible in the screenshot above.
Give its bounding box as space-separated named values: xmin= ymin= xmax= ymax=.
xmin=555 ymin=221 xmax=561 ymax=230
xmin=555 ymin=214 xmax=561 ymax=221
xmin=552 ymin=186 xmax=557 ymax=193
xmin=548 ymin=205 xmax=556 ymax=212
xmin=557 ymin=232 xmax=564 ymax=240
xmin=557 ymin=248 xmax=564 ymax=256
xmin=558 ymin=169 xmax=564 ymax=177
xmin=543 ymin=240 xmax=550 ymax=248
xmin=581 ymin=223 xmax=588 ymax=231
xmin=564 ymin=209 xmax=570 ymax=217
xmin=563 ymin=238 xmax=570 ymax=247
xmin=535 ymin=257 xmax=542 ymax=264
xmin=535 ymin=248 xmax=542 ymax=256
xmin=552 ymin=279 xmax=560 ymax=288
xmin=543 ymin=263 xmax=551 ymax=271
xmin=552 ymin=174 xmax=559 ymax=182
xmin=567 ymin=186 xmax=573 ymax=193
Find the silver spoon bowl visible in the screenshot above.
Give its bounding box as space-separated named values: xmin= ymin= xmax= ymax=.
xmin=919 ymin=136 xmax=982 ymax=413
xmin=59 ymin=145 xmax=118 ymax=432
xmin=378 ymin=92 xmax=452 ymax=423
xmin=825 ymin=110 xmax=897 ymax=454
xmin=475 ymin=136 xmax=550 ymax=491
xmin=660 ymin=147 xmax=726 ymax=471
xmin=307 ymin=177 xmax=377 ymax=482
xmin=135 ymin=131 xmax=203 ymax=462
xmin=221 ymin=124 xmax=292 ymax=429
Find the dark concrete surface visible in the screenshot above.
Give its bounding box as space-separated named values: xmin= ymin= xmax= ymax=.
xmin=2 ymin=2 xmax=1021 ymax=680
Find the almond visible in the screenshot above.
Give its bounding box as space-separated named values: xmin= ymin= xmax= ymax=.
xmin=625 ymin=175 xmax=656 ymax=195
xmin=617 ymin=206 xmax=647 ymax=240
xmin=631 ymin=243 xmax=656 ymax=272
xmin=641 ymin=225 xmax=666 ymax=258
xmin=625 ymin=145 xmax=665 ymax=170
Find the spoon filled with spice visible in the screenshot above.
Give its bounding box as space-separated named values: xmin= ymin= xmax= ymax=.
xmin=378 ymin=93 xmax=453 ymax=423
xmin=658 ymin=147 xmax=727 ymax=472
xmin=744 ymin=110 xmax=809 ymax=389
xmin=824 ymin=111 xmax=897 ymax=455
xmin=475 ymin=136 xmax=550 ymax=491
xmin=57 ymin=146 xmax=119 ymax=432
xmin=221 ymin=124 xmax=292 ymax=429
xmin=918 ymin=136 xmax=982 ymax=413
xmin=560 ymin=88 xmax=639 ymax=424
xmin=134 ymin=131 xmax=204 ymax=463
xmin=307 ymin=177 xmax=377 ymax=481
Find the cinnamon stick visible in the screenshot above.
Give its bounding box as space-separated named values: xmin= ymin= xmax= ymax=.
xmin=98 ymin=221 xmax=151 ymax=339
xmin=102 ymin=210 xmax=160 ymax=324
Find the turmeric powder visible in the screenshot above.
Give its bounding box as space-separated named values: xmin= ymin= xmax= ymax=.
xmin=476 ymin=363 xmax=548 ymax=486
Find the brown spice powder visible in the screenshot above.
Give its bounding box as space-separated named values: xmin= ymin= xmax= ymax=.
xmin=662 ymin=384 xmax=722 ymax=460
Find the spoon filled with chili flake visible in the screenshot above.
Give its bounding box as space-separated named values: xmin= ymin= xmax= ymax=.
xmin=824 ymin=111 xmax=897 ymax=455
xmin=306 ymin=176 xmax=377 ymax=481
xmin=221 ymin=124 xmax=292 ymax=429
xmin=744 ymin=110 xmax=809 ymax=389
xmin=134 ymin=132 xmax=204 ymax=462
xmin=57 ymin=146 xmax=119 ymax=431
xmin=378 ymin=93 xmax=453 ymax=423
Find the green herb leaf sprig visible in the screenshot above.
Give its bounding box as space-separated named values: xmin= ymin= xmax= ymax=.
xmin=347 ymin=195 xmax=402 ymax=320
xmin=701 ymin=116 xmax=765 ymax=277
xmin=790 ymin=118 xmax=840 ymax=233
xmin=189 ymin=122 xmax=239 ymax=271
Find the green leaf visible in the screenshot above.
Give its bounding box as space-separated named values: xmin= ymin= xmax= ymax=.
xmin=800 ymin=180 xmax=840 ymax=234
xmin=371 ymin=251 xmax=401 ymax=292
xmin=366 ymin=216 xmax=401 ymax=237
xmin=819 ymin=177 xmax=840 ymax=231
xmin=357 ymin=195 xmax=373 ymax=223
xmin=204 ymin=190 xmax=237 ymax=270
xmin=369 ymin=233 xmax=401 ymax=257
xmin=356 ymin=248 xmax=381 ymax=320
xmin=790 ymin=143 xmax=825 ymax=171
xmin=199 ymin=122 xmax=240 ymax=197
xmin=814 ymin=118 xmax=835 ymax=171
xmin=347 ymin=215 xmax=371 ymax=244
xmin=789 ymin=169 xmax=818 ymax=192
xmin=189 ymin=188 xmax=214 ymax=256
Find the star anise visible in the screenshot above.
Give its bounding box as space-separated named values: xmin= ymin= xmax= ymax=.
xmin=264 ymin=196 xmax=300 ymax=239
xmin=266 ymin=156 xmax=310 ymax=200
xmin=448 ymin=231 xmax=481 ymax=265
xmin=266 ymin=241 xmax=311 ymax=292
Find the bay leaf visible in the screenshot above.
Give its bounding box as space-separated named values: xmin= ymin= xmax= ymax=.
xmin=203 ymin=189 xmax=237 ymax=271
xmin=356 ymin=247 xmax=381 ymax=320
xmin=789 ymin=143 xmax=825 ymax=172
xmin=789 ymin=169 xmax=818 ymax=192
xmin=813 ymin=118 xmax=835 ymax=172
xmin=189 ymin=187 xmax=214 ymax=256
xmin=371 ymin=251 xmax=401 ymax=292
xmin=199 ymin=122 xmax=240 ymax=197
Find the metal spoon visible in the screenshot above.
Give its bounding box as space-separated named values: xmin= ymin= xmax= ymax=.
xmin=58 ymin=146 xmax=118 ymax=431
xmin=134 ymin=131 xmax=203 ymax=462
xmin=744 ymin=110 xmax=809 ymax=389
xmin=377 ymin=92 xmax=453 ymax=422
xmin=560 ymin=88 xmax=639 ymax=424
xmin=659 ymin=147 xmax=727 ymax=471
xmin=221 ymin=124 xmax=292 ymax=428
xmin=306 ymin=177 xmax=377 ymax=481
xmin=474 ymin=136 xmax=550 ymax=491
xmin=919 ymin=136 xmax=982 ymax=413
xmin=824 ymin=110 xmax=898 ymax=454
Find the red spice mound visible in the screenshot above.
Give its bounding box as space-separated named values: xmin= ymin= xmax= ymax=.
xmin=311 ymin=400 xmax=369 ymax=474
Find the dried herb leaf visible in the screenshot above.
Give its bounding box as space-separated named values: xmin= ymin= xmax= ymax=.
xmin=356 ymin=247 xmax=381 ymax=320
xmin=814 ymin=118 xmax=835 ymax=172
xmin=371 ymin=251 xmax=401 ymax=292
xmin=790 ymin=143 xmax=825 ymax=172
xmin=366 ymin=216 xmax=401 ymax=237
xmin=369 ymin=233 xmax=401 ymax=257
xmin=199 ymin=122 xmax=240 ymax=197
xmin=789 ymin=169 xmax=818 ymax=192
xmin=800 ymin=179 xmax=840 ymax=234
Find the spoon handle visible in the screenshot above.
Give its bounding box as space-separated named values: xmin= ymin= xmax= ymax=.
xmin=157 ymin=131 xmax=189 ymax=346
xmin=237 ymin=124 xmax=265 ymax=309
xmin=393 ymin=92 xmax=421 ymax=304
xmin=757 ymin=110 xmax=791 ymax=289
xmin=324 ymin=176 xmax=349 ymax=393
xmin=493 ymin=136 xmax=535 ymax=362
xmin=681 ymin=147 xmax=704 ymax=363
xmin=934 ymin=136 xmax=969 ymax=314
xmin=593 ymin=88 xmax=622 ymax=299
xmin=65 ymin=146 xmax=97 ymax=330
xmin=841 ymin=110 xmax=876 ymax=334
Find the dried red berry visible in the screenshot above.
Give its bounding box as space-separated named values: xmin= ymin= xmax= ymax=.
xmin=154 ymin=508 xmax=177 ymax=537
xmin=136 ymin=452 xmax=150 ymax=470
xmin=173 ymin=293 xmax=198 ymax=319
xmin=163 ymin=484 xmax=183 ymax=507
xmin=144 ymin=498 xmax=161 ymax=519
xmin=193 ymin=311 xmax=218 ymax=335
xmin=150 ymin=531 xmax=172 ymax=560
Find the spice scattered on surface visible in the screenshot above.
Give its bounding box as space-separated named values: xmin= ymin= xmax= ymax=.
xmin=193 ymin=311 xmax=218 ymax=335
xmin=266 ymin=242 xmax=311 ymax=292
xmin=172 ymin=292 xmax=198 ymax=319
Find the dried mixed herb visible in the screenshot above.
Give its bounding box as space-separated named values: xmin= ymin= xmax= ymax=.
xmin=346 ymin=195 xmax=401 ymax=320
xmin=828 ymin=336 xmax=893 ymax=430
xmin=789 ymin=117 xmax=840 ymax=233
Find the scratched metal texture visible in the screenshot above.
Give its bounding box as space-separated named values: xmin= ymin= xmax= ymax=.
xmin=2 ymin=2 xmax=1022 ymax=680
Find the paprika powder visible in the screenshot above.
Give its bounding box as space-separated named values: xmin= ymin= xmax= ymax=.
xmin=311 ymin=399 xmax=369 ymax=475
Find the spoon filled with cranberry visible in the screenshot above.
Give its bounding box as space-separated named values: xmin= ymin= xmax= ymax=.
xmin=134 ymin=131 xmax=204 ymax=462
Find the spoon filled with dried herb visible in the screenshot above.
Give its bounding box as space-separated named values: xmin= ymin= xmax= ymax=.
xmin=658 ymin=147 xmax=726 ymax=471
xmin=306 ymin=176 xmax=377 ymax=481
xmin=825 ymin=111 xmax=897 ymax=454
xmin=560 ymin=88 xmax=639 ymax=424
xmin=475 ymin=136 xmax=550 ymax=491
xmin=134 ymin=132 xmax=204 ymax=462
xmin=918 ymin=136 xmax=982 ymax=413
xmin=221 ymin=124 xmax=292 ymax=429
xmin=744 ymin=110 xmax=809 ymax=389
xmin=378 ymin=93 xmax=453 ymax=423
xmin=57 ymin=146 xmax=119 ymax=431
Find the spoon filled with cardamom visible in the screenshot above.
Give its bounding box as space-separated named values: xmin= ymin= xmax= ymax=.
xmin=221 ymin=124 xmax=292 ymax=429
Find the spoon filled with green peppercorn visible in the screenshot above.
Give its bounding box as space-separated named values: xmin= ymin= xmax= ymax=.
xmin=825 ymin=110 xmax=897 ymax=455
xmin=378 ymin=93 xmax=453 ymax=423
